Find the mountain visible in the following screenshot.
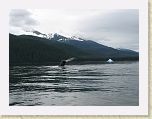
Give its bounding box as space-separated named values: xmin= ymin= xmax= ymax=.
xmin=25 ymin=30 xmax=47 ymax=37
xmin=10 ymin=34 xmax=105 ymax=64
xmin=19 ymin=35 xmax=102 ymax=59
xmin=9 ymin=33 xmax=139 ymax=65
xmin=49 ymin=33 xmax=139 ymax=57
xmin=23 ymin=31 xmax=138 ymax=57
xmin=9 ymin=34 xmax=74 ymax=64
xmin=116 ymin=48 xmax=139 ymax=55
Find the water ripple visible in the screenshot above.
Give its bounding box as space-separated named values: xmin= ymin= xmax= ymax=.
xmin=9 ymin=62 xmax=139 ymax=106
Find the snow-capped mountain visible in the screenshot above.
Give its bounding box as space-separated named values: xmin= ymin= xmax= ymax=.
xmin=22 ymin=30 xmax=139 ymax=57
xmin=42 ymin=33 xmax=138 ymax=57
xmin=25 ymin=30 xmax=48 ymax=38
xmin=70 ymin=36 xmax=84 ymax=41
xmin=25 ymin=30 xmax=85 ymax=41
xmin=51 ymin=33 xmax=85 ymax=42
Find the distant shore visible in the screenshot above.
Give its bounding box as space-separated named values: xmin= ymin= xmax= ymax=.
xmin=9 ymin=57 xmax=139 ymax=66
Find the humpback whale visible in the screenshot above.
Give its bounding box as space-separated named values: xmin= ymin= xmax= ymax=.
xmin=59 ymin=57 xmax=75 ymax=66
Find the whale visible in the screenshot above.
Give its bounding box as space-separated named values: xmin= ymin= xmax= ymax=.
xmin=59 ymin=57 xmax=75 ymax=66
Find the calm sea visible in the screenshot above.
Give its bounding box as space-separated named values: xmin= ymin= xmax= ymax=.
xmin=9 ymin=61 xmax=139 ymax=106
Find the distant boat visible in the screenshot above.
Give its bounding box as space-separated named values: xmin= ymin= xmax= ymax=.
xmin=107 ymin=59 xmax=113 ymax=63
xmin=59 ymin=57 xmax=75 ymax=66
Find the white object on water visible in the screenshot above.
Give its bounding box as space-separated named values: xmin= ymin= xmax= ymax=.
xmin=107 ymin=59 xmax=113 ymax=63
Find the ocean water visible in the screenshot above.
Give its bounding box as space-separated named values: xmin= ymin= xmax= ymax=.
xmin=9 ymin=61 xmax=139 ymax=106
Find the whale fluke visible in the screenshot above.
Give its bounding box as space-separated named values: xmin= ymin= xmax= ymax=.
xmin=59 ymin=57 xmax=75 ymax=66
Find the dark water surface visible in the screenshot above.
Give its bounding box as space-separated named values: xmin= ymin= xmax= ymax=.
xmin=9 ymin=61 xmax=139 ymax=106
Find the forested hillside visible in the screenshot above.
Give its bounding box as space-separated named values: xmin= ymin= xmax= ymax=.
xmin=49 ymin=33 xmax=139 ymax=57
xmin=19 ymin=35 xmax=101 ymax=58
xmin=9 ymin=34 xmax=74 ymax=64
xmin=9 ymin=34 xmax=103 ymax=65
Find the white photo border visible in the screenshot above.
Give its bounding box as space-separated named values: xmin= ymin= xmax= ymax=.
xmin=0 ymin=0 xmax=148 ymax=115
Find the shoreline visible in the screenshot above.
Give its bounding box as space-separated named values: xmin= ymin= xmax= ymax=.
xmin=9 ymin=60 xmax=139 ymax=66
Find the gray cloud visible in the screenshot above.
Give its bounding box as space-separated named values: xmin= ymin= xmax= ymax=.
xmin=72 ymin=9 xmax=139 ymax=51
xmin=9 ymin=9 xmax=39 ymax=30
xmin=101 ymin=37 xmax=111 ymax=41
xmin=99 ymin=9 xmax=139 ymax=34
xmin=76 ymin=9 xmax=138 ymax=34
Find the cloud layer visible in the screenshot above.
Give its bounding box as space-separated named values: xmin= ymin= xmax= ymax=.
xmin=9 ymin=9 xmax=139 ymax=51
xmin=9 ymin=9 xmax=39 ymax=31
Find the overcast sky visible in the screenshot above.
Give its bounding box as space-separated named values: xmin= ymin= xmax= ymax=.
xmin=9 ymin=9 xmax=139 ymax=51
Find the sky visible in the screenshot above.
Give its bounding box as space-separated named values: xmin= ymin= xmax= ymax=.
xmin=9 ymin=9 xmax=139 ymax=51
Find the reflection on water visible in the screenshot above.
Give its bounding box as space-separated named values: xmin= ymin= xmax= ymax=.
xmin=9 ymin=61 xmax=139 ymax=106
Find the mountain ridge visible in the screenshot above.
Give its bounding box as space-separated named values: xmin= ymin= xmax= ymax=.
xmin=46 ymin=33 xmax=139 ymax=57
xmin=23 ymin=30 xmax=139 ymax=54
xmin=19 ymin=33 xmax=139 ymax=57
xmin=9 ymin=33 xmax=139 ymax=65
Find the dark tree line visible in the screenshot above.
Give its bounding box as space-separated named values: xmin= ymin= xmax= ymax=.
xmin=9 ymin=34 xmax=73 ymax=65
